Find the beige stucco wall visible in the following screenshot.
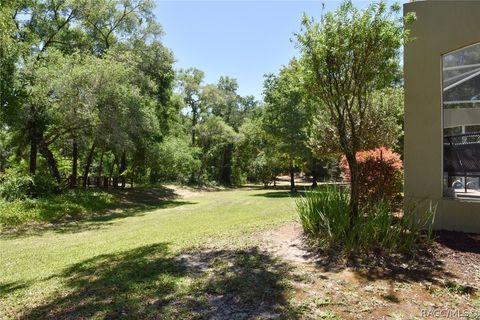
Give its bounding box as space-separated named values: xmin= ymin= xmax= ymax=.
xmin=404 ymin=0 xmax=480 ymax=233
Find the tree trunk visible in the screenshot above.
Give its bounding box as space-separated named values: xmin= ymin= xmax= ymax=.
xmin=82 ymin=142 xmax=96 ymax=188
xmin=150 ymin=169 xmax=159 ymax=184
xmin=119 ymin=151 xmax=127 ymax=175
xmin=109 ymin=156 xmax=118 ymax=187
xmin=119 ymin=151 xmax=127 ymax=188
xmin=191 ymin=106 xmax=198 ymax=145
xmin=29 ymin=137 xmax=38 ymax=175
xmin=346 ymin=153 xmax=360 ymax=228
xmin=28 ymin=104 xmax=40 ymax=175
xmin=221 ymin=143 xmax=233 ymax=185
xmin=191 ymin=126 xmax=196 ymax=146
xmin=311 ymin=164 xmax=318 ymax=188
xmin=289 ymin=159 xmax=296 ymax=192
xmin=312 ymin=176 xmax=318 ymax=187
xmin=131 ymin=166 xmax=135 ymax=189
xmin=71 ymin=139 xmax=78 ymax=187
xmin=39 ymin=139 xmax=61 ymax=184
xmin=97 ymin=150 xmax=104 ymax=187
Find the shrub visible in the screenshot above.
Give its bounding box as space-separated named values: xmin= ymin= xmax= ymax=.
xmin=0 ymin=171 xmax=60 ymax=201
xmin=0 ymin=189 xmax=116 ymax=228
xmin=31 ymin=173 xmax=59 ymax=197
xmin=296 ymin=187 xmax=434 ymax=254
xmin=0 ymin=172 xmax=33 ymax=201
xmin=251 ymin=153 xmax=276 ymax=187
xmin=148 ymin=136 xmax=201 ymax=184
xmin=340 ymin=146 xmax=403 ymax=202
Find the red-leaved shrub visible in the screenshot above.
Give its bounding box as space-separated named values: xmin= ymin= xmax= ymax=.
xmin=340 ymin=147 xmax=403 ymax=202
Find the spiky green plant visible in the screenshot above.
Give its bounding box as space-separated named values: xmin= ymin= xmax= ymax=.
xmin=296 ymin=187 xmax=435 ymax=254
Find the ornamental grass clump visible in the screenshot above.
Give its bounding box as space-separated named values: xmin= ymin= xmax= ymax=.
xmin=296 ymin=186 xmax=435 ymax=255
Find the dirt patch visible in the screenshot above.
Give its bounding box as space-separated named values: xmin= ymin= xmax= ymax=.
xmin=257 ymin=222 xmax=480 ymax=319
xmin=260 ymin=223 xmax=313 ymax=264
xmin=435 ymin=231 xmax=480 ymax=285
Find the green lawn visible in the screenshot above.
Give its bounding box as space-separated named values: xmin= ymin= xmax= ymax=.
xmin=0 ymin=186 xmax=299 ymax=319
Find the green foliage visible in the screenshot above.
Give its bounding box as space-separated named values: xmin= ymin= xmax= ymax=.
xmin=296 ymin=187 xmax=434 ymax=254
xmin=0 ymin=171 xmax=33 ymax=201
xmin=196 ymin=115 xmax=238 ymax=183
xmin=443 ymin=280 xmax=475 ymax=295
xmin=0 ymin=0 xmax=179 ymax=192
xmin=178 ymin=70 xmax=258 ymax=185
xmin=297 ymin=0 xmax=408 ymax=217
xmin=310 ymin=88 xmax=404 ymax=156
xmin=149 ymin=136 xmax=201 ymax=183
xmin=249 ymin=152 xmax=279 ymax=187
xmin=233 ymin=116 xmax=284 ymax=185
xmin=0 ymin=3 xmax=18 ymax=116
xmin=262 ymin=61 xmax=316 ymax=190
xmin=0 ymin=170 xmax=59 ymax=201
xmin=1 ymin=0 xmax=278 ymax=192
xmin=0 ymin=189 xmax=115 ymax=227
xmin=31 ymin=173 xmax=59 ymax=197
xmin=263 ymin=61 xmax=310 ymax=161
xmin=0 ymin=126 xmax=12 ymax=171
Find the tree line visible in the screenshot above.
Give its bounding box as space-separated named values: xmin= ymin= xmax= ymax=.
xmin=1 ymin=0 xmax=406 ymax=222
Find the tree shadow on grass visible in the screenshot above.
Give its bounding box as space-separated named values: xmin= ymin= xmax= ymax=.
xmin=0 ymin=281 xmax=33 ymax=298
xmin=251 ymin=190 xmax=305 ymax=199
xmin=176 ymin=247 xmax=299 ymax=319
xmin=251 ymin=185 xmax=339 ymax=198
xmin=19 ymin=244 xmax=300 ymax=320
xmin=1 ymin=187 xmax=197 ymax=238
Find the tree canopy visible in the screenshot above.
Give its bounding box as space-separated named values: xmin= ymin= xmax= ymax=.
xmin=296 ymin=0 xmax=408 ymax=220
xmin=0 ymin=0 xmax=407 ymax=204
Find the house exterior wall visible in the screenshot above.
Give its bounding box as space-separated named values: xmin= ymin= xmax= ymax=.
xmin=404 ymin=0 xmax=480 ymax=233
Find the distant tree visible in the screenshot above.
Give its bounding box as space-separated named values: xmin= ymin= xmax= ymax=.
xmin=196 ymin=115 xmax=238 ymax=184
xmin=206 ymin=77 xmax=244 ymax=185
xmin=263 ymin=61 xmax=310 ymax=192
xmin=0 ymin=0 xmax=165 ymax=184
xmin=0 ymin=126 xmax=11 ymax=173
xmin=132 ymin=40 xmax=176 ymax=137
xmin=147 ymin=135 xmax=201 ymax=183
xmin=178 ymin=68 xmax=205 ymax=146
xmin=235 ymin=116 xmax=284 ymax=187
xmin=297 ymin=0 xmax=409 ymax=222
xmin=0 ymin=1 xmax=19 ymax=118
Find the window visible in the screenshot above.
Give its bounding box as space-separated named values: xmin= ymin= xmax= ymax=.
xmin=443 ymin=43 xmax=480 ymax=199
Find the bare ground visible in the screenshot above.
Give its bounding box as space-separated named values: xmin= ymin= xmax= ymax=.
xmin=257 ymin=222 xmax=480 ymax=319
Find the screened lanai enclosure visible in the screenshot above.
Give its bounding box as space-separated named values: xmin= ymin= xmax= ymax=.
xmin=443 ymin=43 xmax=480 ymax=199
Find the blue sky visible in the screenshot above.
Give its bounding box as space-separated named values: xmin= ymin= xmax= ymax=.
xmin=154 ymin=0 xmax=406 ymax=100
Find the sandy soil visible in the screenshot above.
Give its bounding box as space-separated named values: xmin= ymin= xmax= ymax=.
xmin=258 ymin=222 xmax=480 ymax=319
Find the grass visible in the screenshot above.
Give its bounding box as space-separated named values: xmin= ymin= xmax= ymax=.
xmin=0 ymin=186 xmax=207 ymax=231
xmin=0 ymin=186 xmax=299 ymax=319
xmin=442 ymin=280 xmax=475 ymax=295
xmin=1 ymin=186 xmax=477 ymax=319
xmin=0 ymin=190 xmax=116 ymax=227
